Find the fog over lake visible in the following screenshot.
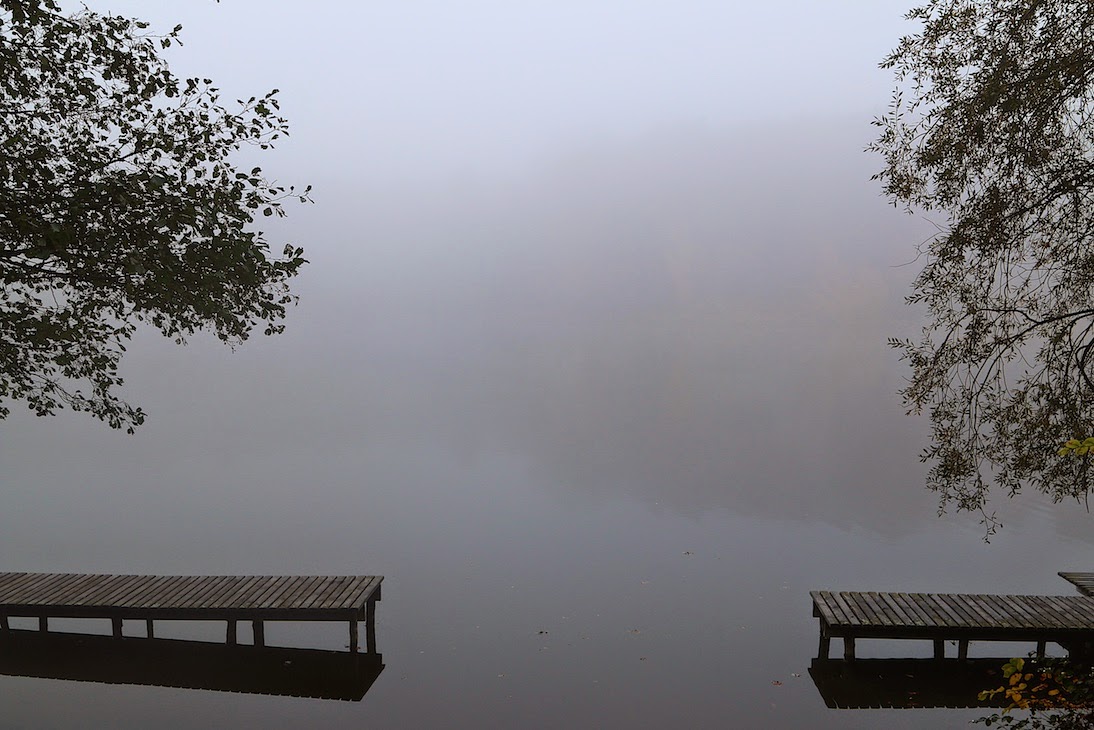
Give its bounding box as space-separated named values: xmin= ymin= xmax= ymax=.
xmin=4 ymin=2 xmax=1094 ymax=727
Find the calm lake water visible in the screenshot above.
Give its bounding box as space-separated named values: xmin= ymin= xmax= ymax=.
xmin=3 ymin=125 xmax=1094 ymax=728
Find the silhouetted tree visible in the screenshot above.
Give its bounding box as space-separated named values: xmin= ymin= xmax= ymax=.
xmin=873 ymin=0 xmax=1094 ymax=526
xmin=0 ymin=0 xmax=309 ymax=431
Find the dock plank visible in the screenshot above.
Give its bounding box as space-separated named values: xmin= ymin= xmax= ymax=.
xmin=994 ymin=595 xmax=1041 ymax=628
xmin=844 ymin=593 xmax=876 ymax=624
xmin=255 ymin=576 xmax=305 ymax=610
xmin=876 ymin=593 xmax=916 ymax=627
xmin=25 ymin=575 xmax=87 ymax=605
xmin=922 ymin=595 xmax=962 ymax=628
xmin=915 ymin=594 xmax=956 ymax=628
xmin=1040 ymin=596 xmax=1092 ymax=627
xmin=936 ymin=595 xmax=978 ymax=628
xmin=244 ymin=576 xmax=292 ymax=610
xmin=304 ymin=577 xmax=351 ymax=610
xmin=832 ymin=593 xmax=863 ymax=625
xmin=965 ymin=594 xmax=1014 ymax=629
xmin=1022 ymin=596 xmax=1068 ymax=629
xmin=889 ymin=593 xmax=930 ymax=627
xmin=1033 ymin=596 xmax=1081 ymax=628
xmin=860 ymin=593 xmax=894 ymax=625
xmin=334 ymin=577 xmax=376 ymax=611
xmin=810 ymin=592 xmax=839 ymax=625
xmin=867 ymin=592 xmax=902 ymax=625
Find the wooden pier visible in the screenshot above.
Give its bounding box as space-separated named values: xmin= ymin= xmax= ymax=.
xmin=811 ymin=590 xmax=1094 ymax=660
xmin=0 ymin=573 xmax=383 ymax=653
xmin=1059 ymin=572 xmax=1094 ymax=596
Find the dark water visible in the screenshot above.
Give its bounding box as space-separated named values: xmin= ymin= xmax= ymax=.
xmin=3 ymin=125 xmax=1094 ymax=728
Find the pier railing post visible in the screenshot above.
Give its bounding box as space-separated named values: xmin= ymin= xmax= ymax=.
xmin=252 ymin=620 xmax=264 ymax=647
xmin=38 ymin=617 xmax=47 ymax=632
xmin=349 ymin=619 xmax=359 ymax=653
xmin=227 ymin=619 xmax=237 ymax=645
xmin=112 ymin=617 xmax=123 ymax=638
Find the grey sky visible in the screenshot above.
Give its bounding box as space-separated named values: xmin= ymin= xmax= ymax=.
xmin=95 ymin=1 xmax=914 ymax=182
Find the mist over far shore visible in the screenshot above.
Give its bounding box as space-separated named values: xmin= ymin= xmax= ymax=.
xmin=5 ymin=119 xmax=964 ymax=537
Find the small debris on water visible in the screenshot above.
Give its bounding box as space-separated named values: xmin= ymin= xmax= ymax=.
xmin=538 ymin=630 xmax=548 ymax=635
xmin=771 ymin=680 xmax=783 ymax=686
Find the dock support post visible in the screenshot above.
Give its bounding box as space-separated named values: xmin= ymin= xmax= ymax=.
xmin=349 ymin=619 xmax=359 ymax=653
xmin=38 ymin=617 xmax=47 ymax=632
xmin=252 ymin=620 xmax=264 ymax=647
xmin=112 ymin=617 xmax=122 ymax=638
xmin=934 ymin=639 xmax=945 ymax=659
xmin=0 ymin=615 xmax=7 ymax=631
xmin=818 ymin=627 xmax=831 ymax=660
xmin=366 ymin=598 xmax=377 ymax=654
xmin=1037 ymin=640 xmax=1047 ymax=659
xmin=227 ymin=620 xmax=237 ymax=645
xmin=146 ymin=619 xmax=154 ymax=638
xmin=843 ymin=636 xmax=855 ymax=660
xmin=959 ymin=640 xmax=969 ymax=661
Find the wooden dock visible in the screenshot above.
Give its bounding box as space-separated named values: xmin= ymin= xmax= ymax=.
xmin=0 ymin=573 xmax=383 ymax=653
xmin=811 ymin=590 xmax=1094 ymax=660
xmin=1060 ymin=572 xmax=1094 ymax=596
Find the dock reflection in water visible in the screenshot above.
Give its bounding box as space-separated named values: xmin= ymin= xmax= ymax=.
xmin=0 ymin=629 xmax=384 ymax=701
xmin=809 ymin=658 xmax=1008 ymax=710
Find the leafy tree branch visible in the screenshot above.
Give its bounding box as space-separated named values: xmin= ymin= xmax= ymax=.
xmin=873 ymin=1 xmax=1094 ymax=526
xmin=0 ymin=0 xmax=311 ymax=431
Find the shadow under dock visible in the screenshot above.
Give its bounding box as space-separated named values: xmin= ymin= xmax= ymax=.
xmin=0 ymin=629 xmax=385 ymax=701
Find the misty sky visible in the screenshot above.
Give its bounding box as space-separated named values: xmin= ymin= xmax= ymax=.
xmin=93 ymin=1 xmax=914 ymax=182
